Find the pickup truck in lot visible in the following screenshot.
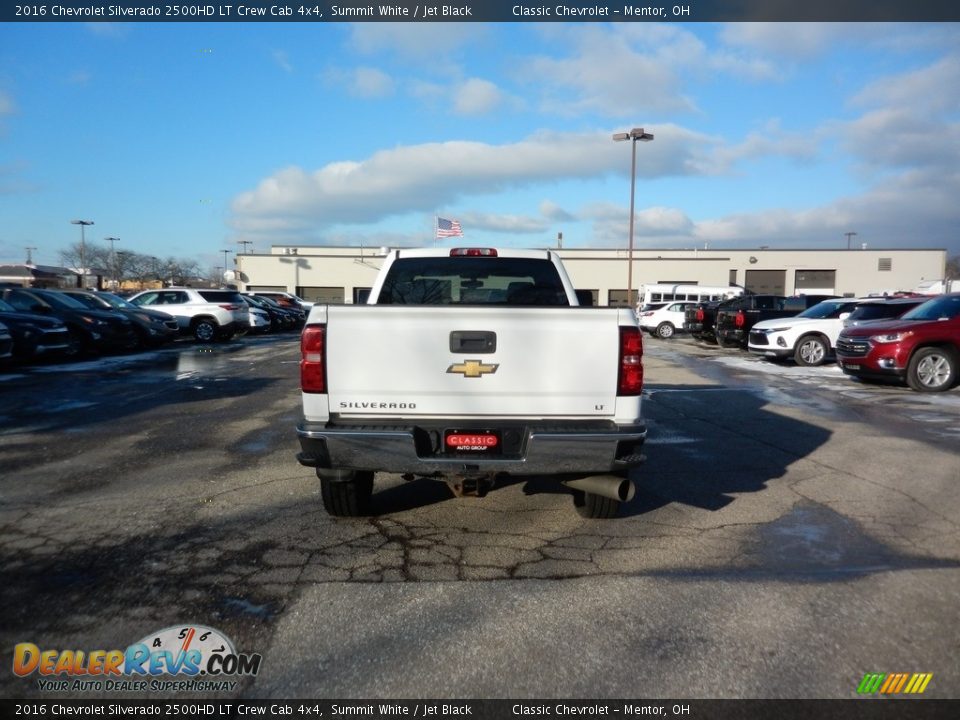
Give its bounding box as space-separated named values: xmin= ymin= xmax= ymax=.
xmin=715 ymin=294 xmax=836 ymax=348
xmin=836 ymin=293 xmax=960 ymax=392
xmin=297 ymin=248 xmax=646 ymax=519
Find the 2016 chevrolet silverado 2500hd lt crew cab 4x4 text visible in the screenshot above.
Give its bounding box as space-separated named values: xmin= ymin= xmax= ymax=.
xmin=296 ymin=248 xmax=647 ymax=519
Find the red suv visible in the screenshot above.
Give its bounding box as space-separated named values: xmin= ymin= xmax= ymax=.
xmin=836 ymin=293 xmax=960 ymax=392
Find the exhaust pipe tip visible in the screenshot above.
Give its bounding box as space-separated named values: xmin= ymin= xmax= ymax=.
xmin=562 ymin=475 xmax=636 ymax=503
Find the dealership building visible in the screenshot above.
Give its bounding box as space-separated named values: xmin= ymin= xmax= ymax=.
xmin=234 ymin=245 xmax=947 ymax=306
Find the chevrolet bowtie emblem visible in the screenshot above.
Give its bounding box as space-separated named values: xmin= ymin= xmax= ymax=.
xmin=447 ymin=359 xmax=499 ymax=378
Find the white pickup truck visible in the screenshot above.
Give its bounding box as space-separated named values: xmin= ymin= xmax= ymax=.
xmin=296 ymin=247 xmax=647 ymax=518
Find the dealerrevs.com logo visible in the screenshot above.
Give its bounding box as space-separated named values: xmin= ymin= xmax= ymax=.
xmin=13 ymin=625 xmax=262 ymax=693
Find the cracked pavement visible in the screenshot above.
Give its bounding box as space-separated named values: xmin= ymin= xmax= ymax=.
xmin=1 ymin=334 xmax=959 ymax=698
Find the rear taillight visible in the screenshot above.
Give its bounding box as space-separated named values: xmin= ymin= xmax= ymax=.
xmin=696 ymin=308 xmax=704 ymax=321
xmin=301 ymin=325 xmax=326 ymax=393
xmin=618 ymin=327 xmax=644 ymax=396
xmin=220 ymin=304 xmax=240 ymax=311
xmin=735 ymin=310 xmax=745 ymax=328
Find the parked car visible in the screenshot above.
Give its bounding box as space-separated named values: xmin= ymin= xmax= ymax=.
xmin=253 ymin=294 xmax=306 ymax=326
xmin=0 ymin=321 xmax=13 ymax=362
xmin=638 ymin=301 xmax=696 ymax=338
xmin=241 ymin=297 xmax=274 ymax=334
xmin=841 ymin=296 xmax=928 ymax=328
xmin=0 ymin=298 xmax=71 ymax=361
xmin=836 ymin=293 xmax=960 ymax=392
xmin=241 ymin=293 xmax=298 ymax=331
xmin=58 ymin=290 xmax=180 ymax=348
xmin=127 ymin=288 xmax=250 ymax=342
xmin=0 ymin=288 xmax=138 ymax=357
xmin=248 ymin=291 xmax=313 ymax=311
xmin=747 ymin=298 xmax=864 ymax=366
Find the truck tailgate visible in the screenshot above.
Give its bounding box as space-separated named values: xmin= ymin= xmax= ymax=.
xmin=323 ymin=305 xmax=625 ymax=418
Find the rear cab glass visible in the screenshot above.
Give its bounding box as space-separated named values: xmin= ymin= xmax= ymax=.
xmin=377 ymin=257 xmax=569 ymax=306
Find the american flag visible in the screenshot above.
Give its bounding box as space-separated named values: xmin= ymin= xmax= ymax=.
xmin=436 ymin=216 xmax=463 ymax=238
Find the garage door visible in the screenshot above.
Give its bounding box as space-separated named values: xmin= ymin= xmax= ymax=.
xmin=745 ymin=270 xmax=785 ymax=295
xmin=795 ymin=270 xmax=836 ymax=294
xmin=298 ymin=286 xmax=344 ymax=304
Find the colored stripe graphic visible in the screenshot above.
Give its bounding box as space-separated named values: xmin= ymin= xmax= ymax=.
xmin=857 ymin=674 xmax=885 ymax=694
xmin=858 ymin=672 xmax=932 ymax=694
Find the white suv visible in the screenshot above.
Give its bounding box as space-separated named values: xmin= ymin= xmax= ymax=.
xmin=748 ymin=298 xmax=863 ymax=366
xmin=638 ymin=301 xmax=696 ymax=339
xmin=129 ymin=288 xmax=250 ymax=342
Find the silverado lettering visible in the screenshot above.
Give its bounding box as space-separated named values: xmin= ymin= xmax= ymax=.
xmin=339 ymin=402 xmax=417 ymax=409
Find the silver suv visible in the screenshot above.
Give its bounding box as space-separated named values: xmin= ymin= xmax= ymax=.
xmin=128 ymin=288 xmax=250 ymax=342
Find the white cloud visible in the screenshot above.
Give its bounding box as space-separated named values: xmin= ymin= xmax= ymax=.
xmin=0 ymin=91 xmax=14 ymax=116
xmin=719 ymin=22 xmax=845 ymax=59
xmin=851 ymin=56 xmax=960 ymax=115
xmin=347 ymin=23 xmax=480 ymax=63
xmin=523 ymin=25 xmax=777 ymax=119
xmin=323 ymin=66 xmax=395 ymax=98
xmin=230 ymin=126 xmax=724 ymax=236
xmin=539 ymin=200 xmax=576 ymax=223
xmin=453 ymin=78 xmax=504 ymax=115
xmin=273 ymin=50 xmax=293 ymax=73
xmin=458 ymin=212 xmax=549 ymax=234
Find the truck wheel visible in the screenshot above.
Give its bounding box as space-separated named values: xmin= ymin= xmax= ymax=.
xmin=573 ymin=490 xmax=620 ymax=519
xmin=318 ymin=469 xmax=374 ymax=516
xmin=655 ymin=322 xmax=675 ymax=339
xmin=907 ymin=347 xmax=957 ymax=392
xmin=794 ymin=335 xmax=828 ymax=366
xmin=192 ymin=319 xmax=218 ymax=343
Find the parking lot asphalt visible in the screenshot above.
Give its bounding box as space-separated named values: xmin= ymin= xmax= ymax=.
xmin=1 ymin=334 xmax=959 ymax=699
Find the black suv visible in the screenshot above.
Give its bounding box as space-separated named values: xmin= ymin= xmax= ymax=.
xmin=59 ymin=290 xmax=180 ymax=348
xmin=0 ymin=297 xmax=71 ymax=361
xmin=0 ymin=288 xmax=138 ymax=357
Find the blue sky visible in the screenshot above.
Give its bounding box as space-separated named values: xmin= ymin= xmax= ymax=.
xmin=1 ymin=21 xmax=958 ymax=271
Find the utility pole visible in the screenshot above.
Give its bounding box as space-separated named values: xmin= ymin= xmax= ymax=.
xmin=25 ymin=246 xmax=37 ymax=264
xmin=237 ymin=240 xmax=253 ymax=254
xmin=70 ymin=219 xmax=94 ymax=288
xmin=104 ymin=237 xmax=120 ymax=290
xmin=845 ymin=231 xmax=857 ymax=250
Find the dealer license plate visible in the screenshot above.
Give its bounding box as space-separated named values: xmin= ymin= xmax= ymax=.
xmin=444 ymin=430 xmax=501 ymax=455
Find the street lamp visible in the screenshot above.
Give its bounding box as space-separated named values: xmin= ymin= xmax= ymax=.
xmin=845 ymin=231 xmax=857 ymax=250
xmin=104 ymin=237 xmax=120 ymax=289
xmin=221 ymin=249 xmax=233 ymax=284
xmin=612 ymin=128 xmax=654 ymax=307
xmin=70 ymin=219 xmax=94 ymax=288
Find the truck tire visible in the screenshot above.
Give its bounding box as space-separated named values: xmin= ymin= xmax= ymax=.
xmin=794 ymin=334 xmax=828 ymax=366
xmin=192 ymin=318 xmax=218 ymax=343
xmin=573 ymin=490 xmax=620 ymax=519
xmin=655 ymin=322 xmax=675 ymax=339
xmin=318 ymin=469 xmax=374 ymax=516
xmin=906 ymin=347 xmax=958 ymax=392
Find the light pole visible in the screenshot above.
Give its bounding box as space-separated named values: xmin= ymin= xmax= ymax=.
xmin=237 ymin=240 xmax=253 ymax=254
xmin=612 ymin=128 xmax=654 ymax=307
xmin=70 ymin=219 xmax=94 ymax=288
xmin=845 ymin=231 xmax=857 ymax=250
xmin=221 ymin=249 xmax=233 ymax=284
xmin=104 ymin=236 xmax=120 ymax=289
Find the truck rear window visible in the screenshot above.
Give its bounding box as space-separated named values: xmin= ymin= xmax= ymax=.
xmin=378 ymin=257 xmax=569 ymax=306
